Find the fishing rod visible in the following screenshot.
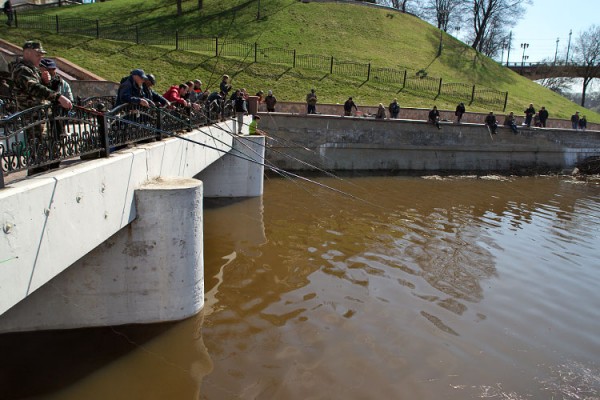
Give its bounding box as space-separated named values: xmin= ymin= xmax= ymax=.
xmin=106 ymin=110 xmax=379 ymax=206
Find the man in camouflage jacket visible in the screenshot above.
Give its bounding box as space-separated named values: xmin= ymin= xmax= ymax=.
xmin=11 ymin=40 xmax=72 ymax=112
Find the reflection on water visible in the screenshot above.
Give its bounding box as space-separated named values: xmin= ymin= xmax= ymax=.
xmin=1 ymin=175 xmax=599 ymax=399
xmin=200 ymin=175 xmax=600 ymax=399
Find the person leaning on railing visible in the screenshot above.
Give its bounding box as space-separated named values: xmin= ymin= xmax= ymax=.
xmin=115 ymin=69 xmax=152 ymax=108
xmin=142 ymin=74 xmax=170 ymax=108
xmin=11 ymin=40 xmax=73 ymax=175
xmin=12 ymin=41 xmax=73 ymax=113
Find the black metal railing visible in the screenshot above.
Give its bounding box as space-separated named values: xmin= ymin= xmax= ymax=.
xmin=1 ymin=96 xmax=237 ymax=187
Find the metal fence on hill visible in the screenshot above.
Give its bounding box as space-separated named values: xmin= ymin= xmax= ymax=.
xmin=9 ymin=12 xmax=509 ymax=110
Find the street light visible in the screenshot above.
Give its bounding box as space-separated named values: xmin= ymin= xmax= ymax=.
xmin=500 ymin=41 xmax=509 ymax=64
xmin=554 ymin=37 xmax=560 ymax=65
xmin=520 ymin=42 xmax=529 ymax=72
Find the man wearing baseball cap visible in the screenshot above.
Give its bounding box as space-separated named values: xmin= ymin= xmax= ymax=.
xmin=11 ymin=40 xmax=73 ymax=175
xmin=40 ymin=58 xmax=73 ymax=102
xmin=115 ymin=68 xmax=151 ymax=107
xmin=12 ymin=40 xmax=72 ymax=112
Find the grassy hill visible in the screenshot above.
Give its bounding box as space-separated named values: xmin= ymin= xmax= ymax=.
xmin=1 ymin=0 xmax=598 ymax=122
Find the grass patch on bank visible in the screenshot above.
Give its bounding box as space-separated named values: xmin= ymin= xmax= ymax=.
xmin=1 ymin=0 xmax=598 ymax=122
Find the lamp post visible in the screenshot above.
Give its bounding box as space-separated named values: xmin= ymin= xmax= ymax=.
xmin=554 ymin=37 xmax=559 ymax=65
xmin=500 ymin=41 xmax=508 ymax=64
xmin=520 ymin=42 xmax=529 ymax=73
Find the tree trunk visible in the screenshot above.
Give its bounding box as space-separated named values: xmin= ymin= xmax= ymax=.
xmin=177 ymin=0 xmax=182 ymax=16
xmin=198 ymin=0 xmax=203 ymax=10
xmin=580 ymin=78 xmax=590 ymax=107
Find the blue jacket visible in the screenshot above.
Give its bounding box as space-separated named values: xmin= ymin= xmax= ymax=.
xmin=115 ymin=75 xmax=146 ymax=107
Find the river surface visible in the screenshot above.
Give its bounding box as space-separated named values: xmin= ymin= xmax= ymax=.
xmin=1 ymin=175 xmax=599 ymax=399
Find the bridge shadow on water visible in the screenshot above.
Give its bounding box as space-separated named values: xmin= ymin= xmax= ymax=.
xmin=0 ymin=311 xmax=210 ymax=399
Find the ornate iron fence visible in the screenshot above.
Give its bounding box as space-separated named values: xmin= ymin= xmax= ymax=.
xmin=1 ymin=96 xmax=238 ymax=187
xmin=0 ymin=104 xmax=103 ymax=175
xmin=0 ymin=96 xmax=18 ymax=118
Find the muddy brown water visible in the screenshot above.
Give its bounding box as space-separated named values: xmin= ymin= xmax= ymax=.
xmin=1 ymin=175 xmax=599 ymax=399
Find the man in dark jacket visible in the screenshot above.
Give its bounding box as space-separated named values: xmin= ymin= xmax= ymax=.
xmin=455 ymin=102 xmax=465 ymax=124
xmin=428 ymin=106 xmax=440 ymax=129
xmin=524 ymin=103 xmax=535 ymax=127
xmin=265 ymin=90 xmax=277 ymax=112
xmin=539 ymin=106 xmax=549 ymax=127
xmin=115 ymin=69 xmax=150 ymax=108
xmin=389 ymin=98 xmax=400 ymax=119
xmin=233 ymin=89 xmax=246 ymax=134
xmin=143 ymin=74 xmax=169 ymax=107
xmin=343 ymin=97 xmax=357 ymax=116
xmin=3 ymin=0 xmax=13 ymax=27
xmin=485 ymin=111 xmax=498 ymax=134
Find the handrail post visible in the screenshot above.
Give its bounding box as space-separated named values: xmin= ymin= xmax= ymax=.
xmin=437 ymin=77 xmax=442 ymax=97
xmin=14 ymin=10 xmax=18 ymax=28
xmin=176 ymin=30 xmax=179 ymax=50
xmin=55 ymin=15 xmax=59 ymax=33
xmin=330 ymin=56 xmax=334 ymax=74
xmin=101 ymin=114 xmax=110 ymax=157
xmin=367 ymin=63 xmax=371 ymax=81
xmin=503 ymin=92 xmax=509 ymax=112
xmin=293 ymin=49 xmax=296 ymax=68
xmin=254 ymin=42 xmax=257 ymax=63
xmin=470 ymin=85 xmax=476 ymax=105
xmin=95 ymin=19 xmax=99 ymax=39
xmin=215 ymin=37 xmax=218 ymax=57
xmin=402 ymin=69 xmax=407 ymax=89
xmin=156 ymin=109 xmax=163 ymax=140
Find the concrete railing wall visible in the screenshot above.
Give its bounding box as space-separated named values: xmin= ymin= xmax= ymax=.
xmin=260 ymin=113 xmax=600 ymax=172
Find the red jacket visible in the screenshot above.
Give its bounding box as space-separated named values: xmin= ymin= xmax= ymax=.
xmin=163 ymin=85 xmax=187 ymax=106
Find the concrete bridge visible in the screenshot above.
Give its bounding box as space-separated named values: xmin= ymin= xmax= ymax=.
xmin=506 ymin=62 xmax=600 ymax=80
xmin=2 ymin=111 xmax=600 ymax=335
xmin=0 ymin=118 xmax=265 ymax=333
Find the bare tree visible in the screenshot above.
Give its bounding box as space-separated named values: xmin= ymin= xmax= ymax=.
xmin=420 ymin=0 xmax=467 ymax=32
xmin=573 ymin=25 xmax=600 ymax=107
xmin=469 ymin=0 xmax=529 ymax=57
xmin=378 ymin=0 xmax=411 ymax=13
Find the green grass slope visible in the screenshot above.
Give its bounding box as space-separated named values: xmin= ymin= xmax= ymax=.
xmin=1 ymin=0 xmax=598 ymax=122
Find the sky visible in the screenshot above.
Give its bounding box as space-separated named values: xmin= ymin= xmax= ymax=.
xmin=505 ymin=0 xmax=598 ymax=64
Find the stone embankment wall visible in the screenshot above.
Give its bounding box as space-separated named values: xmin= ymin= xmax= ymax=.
xmin=260 ymin=113 xmax=600 ymax=173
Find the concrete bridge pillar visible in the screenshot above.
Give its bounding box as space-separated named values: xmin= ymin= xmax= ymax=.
xmin=0 ymin=177 xmax=204 ymax=333
xmin=198 ymin=135 xmax=265 ymax=198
